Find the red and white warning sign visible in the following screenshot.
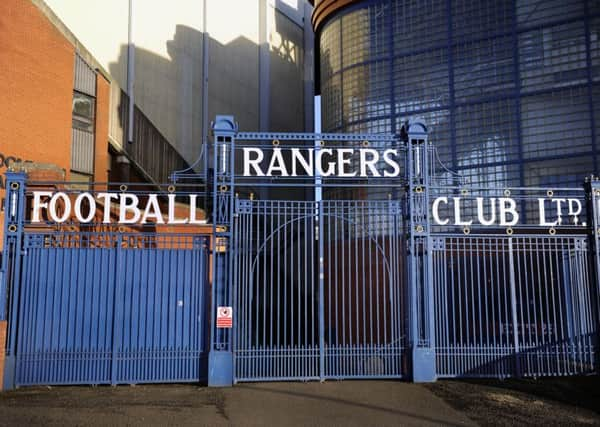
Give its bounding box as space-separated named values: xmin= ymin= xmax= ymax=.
xmin=216 ymin=306 xmax=233 ymax=328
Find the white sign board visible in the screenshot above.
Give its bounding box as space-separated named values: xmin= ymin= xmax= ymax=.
xmin=216 ymin=306 xmax=232 ymax=329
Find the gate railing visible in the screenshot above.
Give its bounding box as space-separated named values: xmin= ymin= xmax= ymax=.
xmin=206 ymin=115 xmax=442 ymax=385
xmin=205 ymin=115 xmax=600 ymax=385
xmin=0 ymin=176 xmax=212 ymax=389
xmin=2 ymin=115 xmax=600 ymax=387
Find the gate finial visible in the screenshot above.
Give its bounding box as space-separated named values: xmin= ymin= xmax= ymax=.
xmin=211 ymin=115 xmax=238 ymax=133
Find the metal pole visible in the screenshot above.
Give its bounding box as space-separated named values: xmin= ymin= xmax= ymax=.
xmin=1 ymin=172 xmax=26 ymax=390
xmin=127 ymin=0 xmax=135 ymax=144
xmin=208 ymin=116 xmax=236 ymax=387
xmin=508 ymin=238 xmax=521 ymax=377
xmin=314 ymin=96 xmax=325 ymax=380
xmin=202 ymin=0 xmax=209 ymax=176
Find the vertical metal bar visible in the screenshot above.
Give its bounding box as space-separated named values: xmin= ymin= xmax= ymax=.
xmin=276 ymin=201 xmax=281 ymax=351
xmin=201 ymin=0 xmax=210 ymax=179
xmin=283 ymin=202 xmax=288 ymax=351
xmin=354 ymin=203 xmax=359 ymax=347
xmin=318 ymin=200 xmax=325 ymax=381
xmin=111 ymin=234 xmax=124 ymax=385
xmin=269 ymin=202 xmax=274 ymax=353
xmin=360 ymin=201 xmax=366 ymax=349
xmin=127 ymin=0 xmax=135 ymax=144
xmin=508 ymin=238 xmax=521 ymax=377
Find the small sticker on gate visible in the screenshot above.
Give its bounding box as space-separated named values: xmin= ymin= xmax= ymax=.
xmin=216 ymin=306 xmax=233 ymax=328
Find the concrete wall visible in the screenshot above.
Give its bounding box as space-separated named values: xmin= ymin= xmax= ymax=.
xmin=43 ymin=0 xmax=314 ymax=168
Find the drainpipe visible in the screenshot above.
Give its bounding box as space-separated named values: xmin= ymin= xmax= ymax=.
xmin=127 ymin=0 xmax=135 ymax=144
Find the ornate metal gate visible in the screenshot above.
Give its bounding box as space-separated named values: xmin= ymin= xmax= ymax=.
xmin=207 ymin=115 xmax=599 ymax=386
xmin=207 ymin=117 xmax=412 ymax=383
xmin=1 ymin=115 xmax=599 ymax=388
xmin=233 ymin=199 xmax=405 ymax=381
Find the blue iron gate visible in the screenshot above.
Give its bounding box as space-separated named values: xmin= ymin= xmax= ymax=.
xmin=432 ymin=235 xmax=595 ymax=378
xmin=2 ymin=115 xmax=600 ymax=388
xmin=232 ymin=199 xmax=405 ymax=381
xmin=206 ymin=115 xmax=599 ymax=385
xmin=1 ymin=177 xmax=210 ymax=388
xmin=206 ymin=118 xmax=411 ymax=384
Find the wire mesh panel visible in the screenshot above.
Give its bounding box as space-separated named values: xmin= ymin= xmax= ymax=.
xmin=433 ymin=235 xmax=597 ymax=378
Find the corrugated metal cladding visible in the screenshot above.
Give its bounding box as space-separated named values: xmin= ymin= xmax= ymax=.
xmin=71 ymin=128 xmax=94 ymax=174
xmin=73 ymin=54 xmax=96 ymax=96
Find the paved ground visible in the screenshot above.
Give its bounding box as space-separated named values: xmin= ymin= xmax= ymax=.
xmin=0 ymin=377 xmax=598 ymax=426
xmin=0 ymin=381 xmax=473 ymax=427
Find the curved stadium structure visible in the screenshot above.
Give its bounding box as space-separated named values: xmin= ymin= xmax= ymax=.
xmin=311 ymin=0 xmax=600 ymax=188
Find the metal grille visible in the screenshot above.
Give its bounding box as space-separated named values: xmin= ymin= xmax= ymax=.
xmin=73 ymin=54 xmax=96 ymax=97
xmin=71 ymin=128 xmax=94 ymax=174
xmin=433 ymin=235 xmax=596 ymax=378
xmin=319 ymin=0 xmax=600 ymax=188
xmin=233 ymin=199 xmax=405 ymax=381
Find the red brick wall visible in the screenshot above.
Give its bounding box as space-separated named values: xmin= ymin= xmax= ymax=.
xmin=0 ymin=0 xmax=74 ymax=172
xmin=0 ymin=0 xmax=75 ymax=246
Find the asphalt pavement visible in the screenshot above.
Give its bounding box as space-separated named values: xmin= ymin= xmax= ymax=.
xmin=0 ymin=381 xmax=474 ymax=426
xmin=0 ymin=377 xmax=598 ymax=426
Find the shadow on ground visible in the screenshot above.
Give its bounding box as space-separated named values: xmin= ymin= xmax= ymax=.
xmin=426 ymin=376 xmax=600 ymax=426
xmin=0 ymin=381 xmax=473 ymax=427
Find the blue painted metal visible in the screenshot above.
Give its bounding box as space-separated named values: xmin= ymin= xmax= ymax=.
xmin=1 ymin=178 xmax=211 ymax=388
xmin=3 ymin=114 xmax=600 ymax=388
xmin=207 ymin=116 xmax=599 ymax=383
xmin=9 ymin=233 xmax=210 ymax=386
xmin=431 ymin=234 xmax=596 ymax=378
xmin=2 ymin=172 xmax=27 ymax=389
xmin=219 ymin=125 xmax=407 ymax=382
xmin=208 ymin=115 xmax=237 ymax=386
xmin=404 ymin=120 xmax=437 ymax=382
xmin=232 ymin=199 xmax=405 ymax=381
xmin=429 ymin=166 xmax=597 ymax=377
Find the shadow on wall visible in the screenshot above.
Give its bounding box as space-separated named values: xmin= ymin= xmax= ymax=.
xmin=108 ymin=21 xmax=306 ymax=174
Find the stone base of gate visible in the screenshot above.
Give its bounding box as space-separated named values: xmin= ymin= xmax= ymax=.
xmin=412 ymin=348 xmax=437 ymax=382
xmin=208 ymin=351 xmax=233 ymax=387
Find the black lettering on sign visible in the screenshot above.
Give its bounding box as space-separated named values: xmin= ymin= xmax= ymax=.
xmin=0 ymin=153 xmax=26 ymax=169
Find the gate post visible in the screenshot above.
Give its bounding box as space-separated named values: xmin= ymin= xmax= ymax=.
xmin=1 ymin=171 xmax=27 ymax=390
xmin=403 ymin=120 xmax=436 ymax=382
xmin=586 ymin=176 xmax=600 ymax=368
xmin=208 ymin=116 xmax=237 ymax=386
